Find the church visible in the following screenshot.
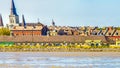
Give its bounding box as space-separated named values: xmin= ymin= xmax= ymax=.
xmin=8 ymin=0 xmax=49 ymax=36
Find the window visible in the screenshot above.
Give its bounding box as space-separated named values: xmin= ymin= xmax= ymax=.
xmin=13 ymin=20 xmax=14 ymax=23
xmin=101 ymin=33 xmax=103 ymax=35
xmin=109 ymin=33 xmax=111 ymax=35
xmin=95 ymin=33 xmax=97 ymax=35
xmin=116 ymin=33 xmax=118 ymax=35
xmin=10 ymin=20 xmax=12 ymax=23
xmin=10 ymin=18 xmax=14 ymax=23
xmin=16 ymin=34 xmax=18 ymax=36
xmin=92 ymin=32 xmax=97 ymax=35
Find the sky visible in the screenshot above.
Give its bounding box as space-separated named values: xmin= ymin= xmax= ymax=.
xmin=0 ymin=0 xmax=120 ymax=27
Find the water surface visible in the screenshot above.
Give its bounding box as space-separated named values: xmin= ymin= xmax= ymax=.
xmin=0 ymin=52 xmax=120 ymax=68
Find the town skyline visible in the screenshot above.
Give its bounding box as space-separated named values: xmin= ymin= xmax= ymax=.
xmin=0 ymin=0 xmax=120 ymax=27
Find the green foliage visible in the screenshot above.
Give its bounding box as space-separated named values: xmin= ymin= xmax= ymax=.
xmin=0 ymin=44 xmax=119 ymax=52
xmin=97 ymin=27 xmax=106 ymax=30
xmin=0 ymin=28 xmax=10 ymax=36
xmin=0 ymin=42 xmax=14 ymax=46
xmin=116 ymin=27 xmax=120 ymax=30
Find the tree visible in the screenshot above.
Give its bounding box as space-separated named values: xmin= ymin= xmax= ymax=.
xmin=0 ymin=28 xmax=10 ymax=36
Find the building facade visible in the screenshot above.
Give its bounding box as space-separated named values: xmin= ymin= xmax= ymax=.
xmin=1 ymin=0 xmax=120 ymax=39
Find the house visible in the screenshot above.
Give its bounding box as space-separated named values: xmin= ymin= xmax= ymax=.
xmin=11 ymin=26 xmax=43 ymax=36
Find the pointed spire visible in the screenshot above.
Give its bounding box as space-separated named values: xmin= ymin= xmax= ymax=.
xmin=11 ymin=0 xmax=17 ymax=15
xmin=38 ymin=18 xmax=40 ymax=23
xmin=0 ymin=14 xmax=4 ymax=27
xmin=52 ymin=19 xmax=55 ymax=26
xmin=22 ymin=15 xmax=26 ymax=28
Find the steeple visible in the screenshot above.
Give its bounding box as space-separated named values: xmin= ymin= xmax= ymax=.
xmin=22 ymin=15 xmax=26 ymax=28
xmin=9 ymin=0 xmax=19 ymax=29
xmin=37 ymin=18 xmax=40 ymax=23
xmin=0 ymin=14 xmax=4 ymax=27
xmin=52 ymin=19 xmax=55 ymax=26
xmin=11 ymin=0 xmax=17 ymax=15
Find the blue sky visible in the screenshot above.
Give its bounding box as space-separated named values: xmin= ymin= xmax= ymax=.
xmin=0 ymin=0 xmax=120 ymax=27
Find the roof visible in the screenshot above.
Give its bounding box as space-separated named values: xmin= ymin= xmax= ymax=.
xmin=11 ymin=26 xmax=43 ymax=30
xmin=11 ymin=0 xmax=17 ymax=15
xmin=19 ymin=23 xmax=44 ymax=26
xmin=0 ymin=35 xmax=107 ymax=43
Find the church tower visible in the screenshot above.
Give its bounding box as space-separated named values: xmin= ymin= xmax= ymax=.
xmin=9 ymin=0 xmax=19 ymax=28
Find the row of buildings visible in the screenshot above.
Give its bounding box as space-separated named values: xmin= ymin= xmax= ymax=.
xmin=1 ymin=0 xmax=120 ymax=36
xmin=0 ymin=0 xmax=120 ymax=46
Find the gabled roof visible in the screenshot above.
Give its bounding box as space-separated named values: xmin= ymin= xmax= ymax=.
xmin=11 ymin=26 xmax=43 ymax=30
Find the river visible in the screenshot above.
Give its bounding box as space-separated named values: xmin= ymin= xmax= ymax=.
xmin=0 ymin=52 xmax=120 ymax=68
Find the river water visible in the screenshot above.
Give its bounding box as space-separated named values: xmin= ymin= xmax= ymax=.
xmin=0 ymin=52 xmax=120 ymax=68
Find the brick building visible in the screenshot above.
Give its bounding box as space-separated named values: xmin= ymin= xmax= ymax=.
xmin=11 ymin=26 xmax=43 ymax=36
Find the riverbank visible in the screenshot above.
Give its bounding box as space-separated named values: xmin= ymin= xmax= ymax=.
xmin=0 ymin=48 xmax=120 ymax=52
xmin=0 ymin=52 xmax=120 ymax=57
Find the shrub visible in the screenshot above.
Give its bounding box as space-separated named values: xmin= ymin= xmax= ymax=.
xmin=0 ymin=28 xmax=10 ymax=36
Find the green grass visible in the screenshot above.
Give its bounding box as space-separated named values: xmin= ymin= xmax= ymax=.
xmin=0 ymin=45 xmax=119 ymax=52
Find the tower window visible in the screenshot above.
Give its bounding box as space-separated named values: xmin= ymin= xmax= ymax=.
xmin=13 ymin=20 xmax=14 ymax=23
xmin=10 ymin=20 xmax=13 ymax=23
xmin=10 ymin=19 xmax=14 ymax=23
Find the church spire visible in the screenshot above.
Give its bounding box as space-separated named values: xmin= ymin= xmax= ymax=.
xmin=22 ymin=15 xmax=26 ymax=28
xmin=11 ymin=0 xmax=17 ymax=15
xmin=52 ymin=19 xmax=55 ymax=26
xmin=0 ymin=14 xmax=4 ymax=27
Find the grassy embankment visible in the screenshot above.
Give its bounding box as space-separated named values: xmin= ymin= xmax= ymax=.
xmin=0 ymin=45 xmax=120 ymax=52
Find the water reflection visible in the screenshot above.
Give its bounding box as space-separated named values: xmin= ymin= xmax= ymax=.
xmin=0 ymin=52 xmax=119 ymax=68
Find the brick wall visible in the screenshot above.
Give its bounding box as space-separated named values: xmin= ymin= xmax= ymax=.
xmin=12 ymin=30 xmax=42 ymax=36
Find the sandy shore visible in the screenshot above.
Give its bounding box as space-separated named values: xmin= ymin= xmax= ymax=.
xmin=37 ymin=52 xmax=120 ymax=57
xmin=1 ymin=52 xmax=120 ymax=57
